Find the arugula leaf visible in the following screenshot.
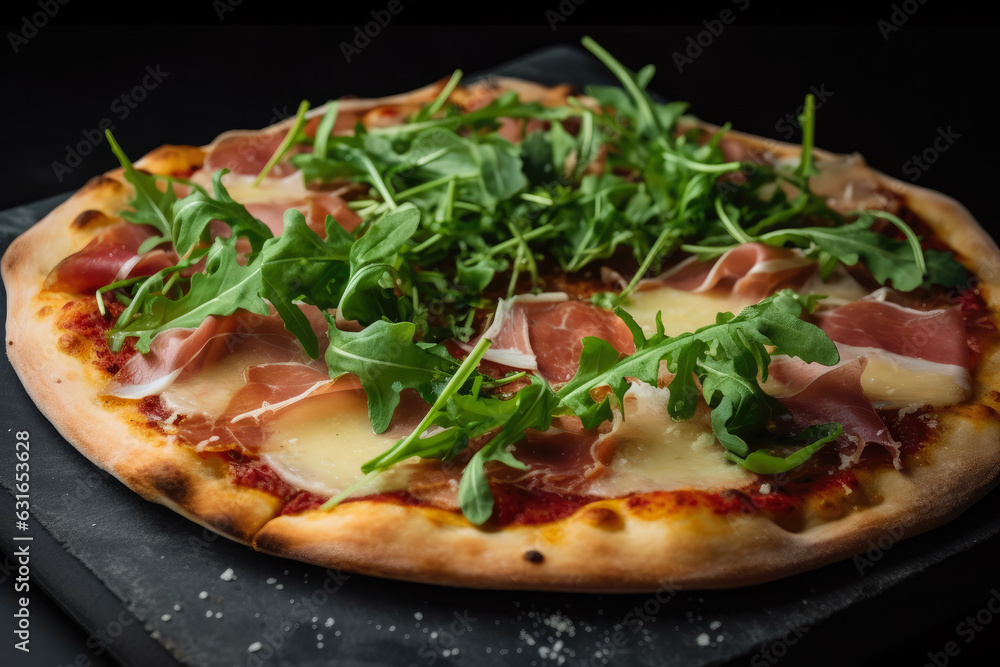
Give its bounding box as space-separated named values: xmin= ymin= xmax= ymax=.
xmin=757 ymin=216 xmax=926 ymax=290
xmin=312 ymin=101 xmax=340 ymax=159
xmin=106 ymin=130 xmax=176 ymax=247
xmin=109 ymin=237 xmax=271 ymax=353
xmin=558 ymin=291 xmax=839 ymax=464
xmin=792 ymin=93 xmax=818 ymax=186
xmin=253 ymin=100 xmax=310 ymax=186
xmin=923 ymin=248 xmax=969 ymax=288
xmin=356 ymin=337 xmax=499 ymax=476
xmin=324 ymin=317 xmax=459 ymax=433
xmin=339 ymin=204 xmax=420 ymax=323
xmin=258 ymin=210 xmax=354 ymax=358
xmin=737 ymin=423 xmax=842 ymax=474
xmin=172 ymin=169 xmax=273 ymax=259
xmin=457 ymin=378 xmax=557 ymax=524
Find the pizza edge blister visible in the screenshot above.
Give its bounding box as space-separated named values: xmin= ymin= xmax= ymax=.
xmin=5 ymin=75 xmax=1000 ymax=592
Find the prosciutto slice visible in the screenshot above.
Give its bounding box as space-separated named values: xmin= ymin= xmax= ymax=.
xmin=103 ymin=304 xmax=329 ymax=400
xmin=176 ymin=363 xmax=360 ymax=451
xmin=774 ymin=358 xmax=902 ymax=469
xmin=101 ymin=315 xmax=240 ymax=399
xmin=765 ymin=299 xmax=973 ymax=468
xmin=651 ymin=243 xmax=817 ymax=301
xmin=244 ymin=192 xmax=362 ymax=237
xmin=465 ymin=294 xmax=635 ymax=383
xmin=817 ymin=299 xmax=969 ymax=368
xmin=203 ymin=131 xmax=304 ymax=179
xmin=44 ymin=222 xmax=176 ymax=293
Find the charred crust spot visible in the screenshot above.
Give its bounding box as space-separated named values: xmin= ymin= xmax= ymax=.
xmin=988 ymin=390 xmax=1000 ymax=405
xmin=523 ymin=550 xmax=545 ymax=564
xmin=579 ymin=505 xmax=624 ymax=530
xmin=7 ymin=341 xmax=12 ymax=347
xmin=81 ymin=175 xmax=124 ymax=195
xmin=71 ymin=209 xmax=114 ymax=231
xmin=147 ymin=465 xmax=195 ymax=507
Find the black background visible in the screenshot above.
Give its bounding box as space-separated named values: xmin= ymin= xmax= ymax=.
xmin=3 ymin=1 xmax=1000 ymax=666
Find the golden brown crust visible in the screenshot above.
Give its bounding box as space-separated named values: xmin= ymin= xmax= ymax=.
xmin=5 ymin=78 xmax=1000 ymax=591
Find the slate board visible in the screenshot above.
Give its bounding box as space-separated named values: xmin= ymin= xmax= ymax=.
xmin=3 ymin=45 xmax=1000 ymax=667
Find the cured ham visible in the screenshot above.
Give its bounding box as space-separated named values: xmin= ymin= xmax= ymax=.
xmin=203 ymin=131 xmax=303 ymax=179
xmin=245 ymin=192 xmax=363 ymax=237
xmin=766 ymin=300 xmax=972 ymax=403
xmin=465 ymin=294 xmax=635 ymax=383
xmin=764 ymin=299 xmax=973 ymax=467
xmin=44 ymin=222 xmax=176 ymax=293
xmin=101 ymin=315 xmax=241 ymax=399
xmin=493 ymin=430 xmax=602 ymax=495
xmin=816 ymin=299 xmax=969 ymax=368
xmin=651 ymin=243 xmax=818 ymax=301
xmin=104 ymin=304 xmax=329 ymax=401
xmin=773 ymin=358 xmax=902 ymax=469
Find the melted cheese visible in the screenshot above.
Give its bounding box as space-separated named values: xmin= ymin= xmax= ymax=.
xmin=621 ymin=286 xmax=749 ymax=336
xmin=591 ymin=384 xmax=755 ymax=496
xmin=622 ymin=272 xmax=868 ymax=339
xmin=160 ymin=350 xmax=263 ymax=418
xmin=257 ymin=391 xmax=410 ymax=497
xmin=858 ymin=349 xmax=970 ymax=409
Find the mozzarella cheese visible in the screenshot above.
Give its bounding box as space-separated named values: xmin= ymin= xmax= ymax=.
xmin=856 ymin=348 xmax=970 ymax=409
xmin=159 ymin=350 xmax=263 ymax=418
xmin=621 ymin=286 xmax=749 ymax=336
xmin=591 ymin=383 xmax=755 ymax=496
xmin=256 ymin=391 xmax=411 ymax=497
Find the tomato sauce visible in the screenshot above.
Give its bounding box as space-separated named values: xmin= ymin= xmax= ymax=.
xmin=58 ymin=298 xmax=137 ymax=375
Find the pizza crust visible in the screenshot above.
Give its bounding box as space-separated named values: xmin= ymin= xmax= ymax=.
xmin=5 ymin=78 xmax=1000 ymax=591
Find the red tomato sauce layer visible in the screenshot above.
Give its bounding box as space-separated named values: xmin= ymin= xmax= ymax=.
xmin=58 ymin=298 xmax=137 ymax=374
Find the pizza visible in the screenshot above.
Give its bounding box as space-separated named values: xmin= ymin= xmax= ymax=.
xmin=5 ymin=38 xmax=1000 ymax=592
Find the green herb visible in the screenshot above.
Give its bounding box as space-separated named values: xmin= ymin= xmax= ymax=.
xmin=109 ymin=237 xmax=271 ymax=353
xmin=558 ymin=290 xmax=840 ymax=467
xmin=106 ymin=130 xmax=177 ymax=251
xmin=739 ymin=423 xmax=842 ymax=474
xmin=253 ymin=100 xmax=310 ymax=186
xmin=173 ymin=169 xmax=273 ymax=259
xmin=324 ymin=318 xmax=459 ymax=434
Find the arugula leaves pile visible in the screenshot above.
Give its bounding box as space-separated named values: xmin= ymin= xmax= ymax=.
xmin=96 ymin=38 xmax=967 ymax=524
